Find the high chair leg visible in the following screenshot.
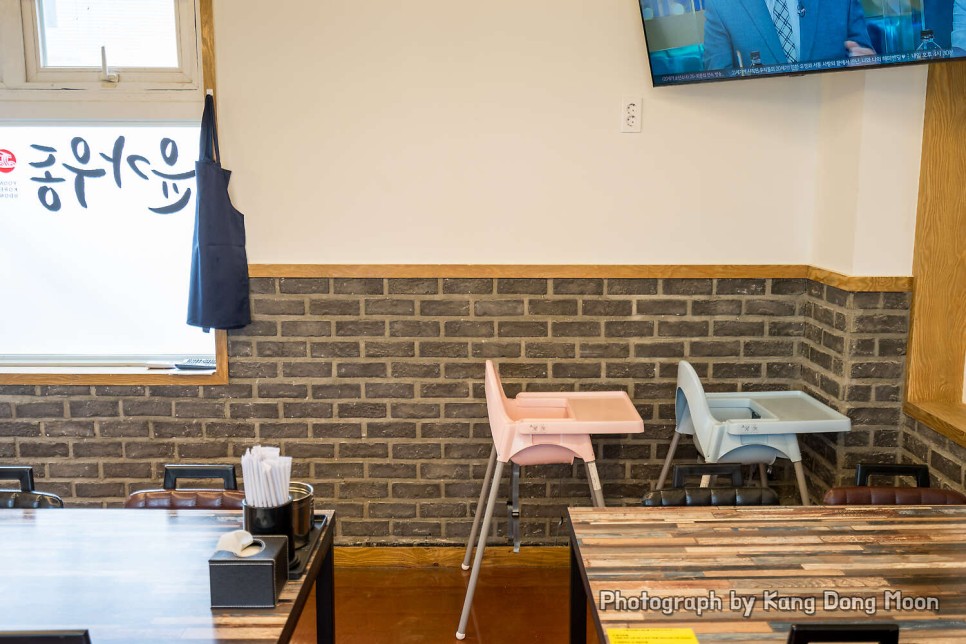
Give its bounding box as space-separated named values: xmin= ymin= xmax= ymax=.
xmin=509 ymin=463 xmax=521 ymax=553
xmin=456 ymin=459 xmax=506 ymax=640
xmin=656 ymin=432 xmax=681 ymax=489
xmin=461 ymin=445 xmax=497 ymax=571
xmin=794 ymin=461 xmax=810 ymax=506
xmin=585 ymin=461 xmax=605 ymax=508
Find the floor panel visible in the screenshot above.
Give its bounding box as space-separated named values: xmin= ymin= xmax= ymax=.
xmin=292 ymin=564 xmax=599 ymax=644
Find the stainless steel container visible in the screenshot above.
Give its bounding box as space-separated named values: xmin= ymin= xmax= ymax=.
xmin=289 ymin=482 xmax=314 ymax=549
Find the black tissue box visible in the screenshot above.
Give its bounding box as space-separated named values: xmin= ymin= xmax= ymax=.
xmin=209 ymin=535 xmax=288 ymax=608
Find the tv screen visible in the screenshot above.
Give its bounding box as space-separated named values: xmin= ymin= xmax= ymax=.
xmin=640 ymin=0 xmax=966 ymax=86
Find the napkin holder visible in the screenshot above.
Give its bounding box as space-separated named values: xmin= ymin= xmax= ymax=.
xmin=209 ymin=536 xmax=288 ymax=608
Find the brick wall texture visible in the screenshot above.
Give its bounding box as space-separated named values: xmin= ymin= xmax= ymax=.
xmin=798 ymin=282 xmax=913 ymax=500
xmin=0 ymin=276 xmax=961 ymax=544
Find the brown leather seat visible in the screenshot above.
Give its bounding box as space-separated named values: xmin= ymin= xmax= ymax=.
xmin=642 ymin=487 xmax=780 ymax=507
xmin=822 ymin=486 xmax=966 ymax=506
xmin=124 ymin=489 xmax=245 ymax=509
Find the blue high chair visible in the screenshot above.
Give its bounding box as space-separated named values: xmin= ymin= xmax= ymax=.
xmin=657 ymin=361 xmax=851 ymax=505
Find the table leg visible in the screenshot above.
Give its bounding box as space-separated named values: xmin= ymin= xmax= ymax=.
xmin=316 ymin=544 xmax=335 ymax=644
xmin=570 ymin=539 xmax=588 ymax=644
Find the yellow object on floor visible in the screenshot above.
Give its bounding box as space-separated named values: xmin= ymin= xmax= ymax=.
xmin=606 ymin=628 xmax=699 ymax=644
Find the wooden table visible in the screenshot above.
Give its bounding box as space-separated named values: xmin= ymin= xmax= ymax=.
xmin=568 ymin=506 xmax=966 ymax=643
xmin=0 ymin=509 xmax=335 ymax=643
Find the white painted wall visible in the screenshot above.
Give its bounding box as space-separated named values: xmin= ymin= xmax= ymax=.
xmin=213 ymin=0 xmax=926 ymax=275
xmin=850 ymin=68 xmax=927 ymax=276
xmin=812 ymin=66 xmax=927 ymax=276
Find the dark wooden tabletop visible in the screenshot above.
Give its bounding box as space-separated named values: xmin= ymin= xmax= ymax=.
xmin=0 ymin=508 xmax=334 ymax=643
xmin=568 ymin=505 xmax=966 ymax=643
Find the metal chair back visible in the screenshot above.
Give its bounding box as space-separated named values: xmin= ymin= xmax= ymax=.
xmin=125 ymin=463 xmax=243 ymax=510
xmin=642 ymin=486 xmax=780 ymax=507
xmin=0 ymin=466 xmax=64 ymax=509
xmin=787 ymin=623 xmax=898 ymax=644
xmin=0 ymin=630 xmax=91 ymax=643
xmin=855 ymin=463 xmax=930 ymax=487
xmin=671 ymin=463 xmax=743 ymax=488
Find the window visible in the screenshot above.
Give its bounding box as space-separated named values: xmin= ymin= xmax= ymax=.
xmin=0 ymin=0 xmax=201 ymax=104
xmin=0 ymin=1 xmax=219 ymax=383
xmin=0 ymin=123 xmax=218 ymax=378
xmin=34 ymin=0 xmax=180 ymax=68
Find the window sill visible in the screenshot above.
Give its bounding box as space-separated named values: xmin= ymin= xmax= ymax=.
xmin=0 ymin=333 xmax=228 ymax=386
xmin=904 ymin=401 xmax=966 ymax=449
xmin=0 ymin=367 xmax=226 ymax=386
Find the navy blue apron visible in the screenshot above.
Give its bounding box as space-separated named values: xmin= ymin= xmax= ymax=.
xmin=187 ymin=94 xmax=251 ymax=331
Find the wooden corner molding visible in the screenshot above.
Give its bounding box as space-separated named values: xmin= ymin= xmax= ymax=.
xmin=200 ymin=0 xmax=216 ymax=94
xmin=905 ymin=63 xmax=966 ymax=407
xmin=247 ymin=264 xmax=912 ymax=292
xmin=804 ymin=267 xmax=913 ymax=293
xmin=904 ymin=401 xmax=966 ymax=449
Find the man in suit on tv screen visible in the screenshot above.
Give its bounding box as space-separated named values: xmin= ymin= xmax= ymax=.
xmin=954 ymin=0 xmax=966 ymax=53
xmin=703 ymin=0 xmax=875 ymax=71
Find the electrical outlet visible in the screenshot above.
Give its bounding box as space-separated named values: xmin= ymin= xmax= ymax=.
xmin=621 ymin=96 xmax=642 ymax=133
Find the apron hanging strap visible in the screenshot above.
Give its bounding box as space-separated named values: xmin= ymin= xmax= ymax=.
xmin=199 ymin=93 xmax=221 ymax=164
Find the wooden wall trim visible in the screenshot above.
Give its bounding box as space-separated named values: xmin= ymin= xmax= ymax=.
xmin=249 ymin=263 xmax=805 ymax=279
xmin=248 ymin=264 xmax=912 ymax=292
xmin=334 ymin=546 xmax=569 ymax=568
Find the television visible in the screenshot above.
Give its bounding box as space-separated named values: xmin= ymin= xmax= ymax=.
xmin=639 ymin=0 xmax=966 ymax=86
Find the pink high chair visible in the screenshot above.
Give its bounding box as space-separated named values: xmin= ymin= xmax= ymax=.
xmin=456 ymin=360 xmax=642 ymax=639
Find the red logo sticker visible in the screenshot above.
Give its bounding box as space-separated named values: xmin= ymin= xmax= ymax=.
xmin=0 ymin=149 xmax=16 ymax=173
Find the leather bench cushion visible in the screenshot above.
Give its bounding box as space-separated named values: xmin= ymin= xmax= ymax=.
xmin=823 ymin=486 xmax=966 ymax=506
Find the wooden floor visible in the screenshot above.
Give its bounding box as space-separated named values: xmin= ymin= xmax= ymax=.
xmin=291 ymin=560 xmax=599 ymax=643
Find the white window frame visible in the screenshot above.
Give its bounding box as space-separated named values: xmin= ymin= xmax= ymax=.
xmin=0 ymin=0 xmax=202 ymax=104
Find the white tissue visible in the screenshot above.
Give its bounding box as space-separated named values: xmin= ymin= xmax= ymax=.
xmin=241 ymin=445 xmax=292 ymax=507
xmin=216 ymin=529 xmax=263 ymax=557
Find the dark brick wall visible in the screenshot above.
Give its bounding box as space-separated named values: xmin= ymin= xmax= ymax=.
xmin=798 ymin=283 xmax=911 ymax=501
xmin=0 ymin=276 xmax=926 ymax=543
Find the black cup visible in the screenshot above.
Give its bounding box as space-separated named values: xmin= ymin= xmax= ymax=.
xmin=243 ymin=499 xmax=295 ymax=564
xmin=289 ymin=482 xmax=314 ymax=549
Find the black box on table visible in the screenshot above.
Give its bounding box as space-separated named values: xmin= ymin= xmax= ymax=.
xmin=209 ymin=535 xmax=288 ymax=608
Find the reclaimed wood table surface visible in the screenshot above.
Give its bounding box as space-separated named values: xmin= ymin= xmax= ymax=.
xmin=568 ymin=505 xmax=966 ymax=644
xmin=0 ymin=508 xmax=335 ymax=643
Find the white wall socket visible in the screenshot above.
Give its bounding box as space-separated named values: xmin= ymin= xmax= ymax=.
xmin=621 ymin=96 xmax=642 ymax=133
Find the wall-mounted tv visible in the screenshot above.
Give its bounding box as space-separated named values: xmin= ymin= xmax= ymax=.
xmin=640 ymin=0 xmax=966 ymax=86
